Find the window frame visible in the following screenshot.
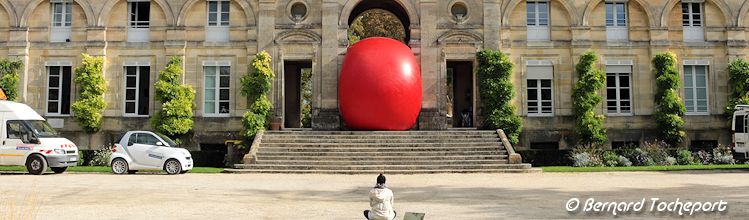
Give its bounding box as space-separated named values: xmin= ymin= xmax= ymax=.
xmin=605 ymin=2 xmax=627 ymax=27
xmin=51 ymin=1 xmax=72 ymax=27
xmin=207 ymin=0 xmax=230 ymax=27
xmin=202 ymin=61 xmax=231 ymax=117
xmin=123 ymin=62 xmax=151 ymax=117
xmin=605 ymin=71 xmax=633 ymax=116
xmin=683 ymin=61 xmax=710 ymax=115
xmin=128 ymin=0 xmax=150 ymax=28
xmin=525 ymin=61 xmax=554 ymax=117
xmin=526 ymin=1 xmax=549 ymax=27
xmin=45 ymin=62 xmax=73 ymax=116
xmin=681 ymin=2 xmax=703 ymax=27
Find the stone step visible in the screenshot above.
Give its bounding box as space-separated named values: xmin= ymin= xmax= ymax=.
xmin=264 ymin=131 xmax=497 ymax=135
xmin=245 ymin=159 xmax=509 ymax=166
xmin=258 ymin=146 xmax=505 ymax=153
xmin=223 ymin=168 xmax=542 ymax=174
xmin=255 ymin=155 xmax=509 ymax=161
xmin=261 ymin=138 xmax=501 ymax=143
xmin=260 ymin=142 xmax=502 ymax=148
xmin=262 ymin=134 xmax=499 ymax=139
xmin=256 ymin=151 xmax=505 ymax=157
xmin=239 ymin=164 xmax=533 ymax=170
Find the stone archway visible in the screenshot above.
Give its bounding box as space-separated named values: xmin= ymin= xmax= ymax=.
xmin=343 ymin=0 xmax=415 ymax=44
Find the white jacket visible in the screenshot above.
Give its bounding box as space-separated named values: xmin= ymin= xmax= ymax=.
xmin=368 ymin=187 xmax=395 ymax=220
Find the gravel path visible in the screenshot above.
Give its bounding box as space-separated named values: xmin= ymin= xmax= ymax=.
xmin=1 ymin=171 xmax=747 ymax=219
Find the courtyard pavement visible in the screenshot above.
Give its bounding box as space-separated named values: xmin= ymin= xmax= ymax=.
xmin=0 ymin=171 xmax=747 ymax=219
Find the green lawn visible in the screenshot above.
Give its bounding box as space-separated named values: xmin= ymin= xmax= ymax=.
xmin=0 ymin=166 xmax=225 ymax=173
xmin=542 ymin=164 xmax=749 ymax=172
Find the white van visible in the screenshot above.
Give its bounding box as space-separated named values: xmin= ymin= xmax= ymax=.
xmin=0 ymin=100 xmax=78 ymax=174
xmin=732 ymin=105 xmax=749 ymax=161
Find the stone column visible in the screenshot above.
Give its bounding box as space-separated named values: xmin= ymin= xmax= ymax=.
xmin=257 ymin=0 xmax=280 ymax=119
xmin=312 ymin=0 xmax=341 ymax=130
xmin=483 ymin=0 xmax=501 ymax=50
xmin=416 ymin=0 xmax=443 ymax=130
xmin=7 ymin=27 xmax=29 ymax=103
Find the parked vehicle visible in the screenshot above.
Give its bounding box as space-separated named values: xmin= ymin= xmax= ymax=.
xmin=733 ymin=105 xmax=749 ymax=161
xmin=0 ymin=100 xmax=78 ymax=174
xmin=110 ymin=131 xmax=193 ymax=175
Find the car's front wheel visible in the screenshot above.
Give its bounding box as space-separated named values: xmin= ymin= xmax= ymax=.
xmin=51 ymin=167 xmax=67 ymax=174
xmin=164 ymin=159 xmax=182 ymax=175
xmin=111 ymin=158 xmax=129 ymax=175
xmin=26 ymin=154 xmax=48 ymax=175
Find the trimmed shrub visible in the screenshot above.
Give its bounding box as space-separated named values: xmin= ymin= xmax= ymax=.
xmin=240 ymin=51 xmax=275 ymax=143
xmin=71 ymin=54 xmax=107 ymax=133
xmin=602 ymin=151 xmax=619 ymax=167
xmin=617 ymin=156 xmax=633 ymax=167
xmin=675 ymin=149 xmax=696 ymax=165
xmin=652 ymin=52 xmax=686 ymax=146
xmin=0 ymin=58 xmax=22 ymax=101
xmin=572 ymin=51 xmax=607 ymax=146
xmin=713 ymin=146 xmax=735 ymax=165
xmin=476 ymin=49 xmax=522 ymax=145
xmin=726 ymin=59 xmax=749 ymax=116
xmin=152 ymin=56 xmax=196 ymax=138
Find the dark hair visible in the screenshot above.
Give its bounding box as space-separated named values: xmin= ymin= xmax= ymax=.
xmin=377 ymin=173 xmax=386 ymax=184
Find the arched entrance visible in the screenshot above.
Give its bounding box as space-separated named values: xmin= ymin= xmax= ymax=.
xmin=346 ymin=0 xmax=412 ymax=45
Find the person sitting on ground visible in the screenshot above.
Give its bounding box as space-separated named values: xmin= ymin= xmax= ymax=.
xmin=364 ymin=173 xmax=396 ymax=220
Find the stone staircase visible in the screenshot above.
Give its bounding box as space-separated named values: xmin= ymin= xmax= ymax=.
xmin=224 ymin=130 xmax=538 ymax=174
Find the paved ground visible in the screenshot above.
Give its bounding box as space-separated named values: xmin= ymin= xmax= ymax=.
xmin=1 ymin=171 xmax=748 ymax=219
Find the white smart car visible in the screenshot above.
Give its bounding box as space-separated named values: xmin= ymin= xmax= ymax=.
xmin=110 ymin=131 xmax=193 ymax=175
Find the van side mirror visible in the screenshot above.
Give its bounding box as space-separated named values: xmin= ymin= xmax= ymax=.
xmin=127 ymin=141 xmax=134 ymax=146
xmin=156 ymin=141 xmax=164 ymax=146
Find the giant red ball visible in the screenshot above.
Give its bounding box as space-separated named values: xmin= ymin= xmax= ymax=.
xmin=339 ymin=37 xmax=422 ymax=130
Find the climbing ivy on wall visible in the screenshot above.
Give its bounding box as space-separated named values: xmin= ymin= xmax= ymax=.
xmin=71 ymin=54 xmax=107 ymax=134
xmin=241 ymin=51 xmax=275 ymax=141
xmin=653 ymin=52 xmax=686 ymax=146
xmin=572 ymin=51 xmax=607 ymax=146
xmin=151 ymin=56 xmax=196 ymax=138
xmin=726 ymin=59 xmax=749 ymax=116
xmin=0 ymin=58 xmax=22 ymax=101
xmin=476 ymin=49 xmax=523 ymax=145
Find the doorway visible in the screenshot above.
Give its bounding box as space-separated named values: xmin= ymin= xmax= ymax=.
xmin=447 ymin=61 xmax=474 ymax=128
xmin=283 ymin=61 xmax=312 ymax=129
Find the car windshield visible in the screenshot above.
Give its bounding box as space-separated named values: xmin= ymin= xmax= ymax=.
xmin=156 ymin=133 xmax=178 ymax=147
xmin=25 ymin=120 xmax=59 ymax=138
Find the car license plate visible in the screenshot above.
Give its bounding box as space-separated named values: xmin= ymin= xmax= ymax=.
xmin=69 ymin=157 xmax=78 ymax=162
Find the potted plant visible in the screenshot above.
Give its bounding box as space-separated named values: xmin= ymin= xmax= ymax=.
xmin=271 ymin=115 xmax=283 ymax=130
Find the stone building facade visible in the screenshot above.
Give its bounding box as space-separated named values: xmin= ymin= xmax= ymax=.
xmin=0 ymin=0 xmax=747 ymax=151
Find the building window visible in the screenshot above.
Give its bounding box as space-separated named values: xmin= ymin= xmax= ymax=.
xmin=684 ymin=64 xmax=709 ymax=114
xmin=526 ymin=62 xmax=553 ymax=116
xmin=47 ymin=66 xmax=72 ymax=115
xmin=128 ymin=1 xmax=150 ymax=42
xmin=204 ymin=64 xmax=230 ymax=116
xmin=206 ymin=1 xmax=230 ymax=42
xmin=526 ymin=1 xmax=549 ymax=41
xmin=50 ymin=1 xmax=72 ymax=42
xmin=606 ymin=69 xmax=632 ymax=115
xmin=682 ymin=2 xmax=704 ymax=42
xmin=124 ymin=65 xmax=150 ymax=116
xmin=605 ymin=2 xmax=627 ymax=41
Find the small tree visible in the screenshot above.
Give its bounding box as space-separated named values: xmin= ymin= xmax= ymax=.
xmin=653 ymin=52 xmax=686 ymax=146
xmin=572 ymin=51 xmax=607 ymax=146
xmin=726 ymin=59 xmax=749 ymax=116
xmin=151 ymin=56 xmax=196 ymax=138
xmin=476 ymin=49 xmax=523 ymax=145
xmin=241 ymin=51 xmax=275 ymax=140
xmin=0 ymin=58 xmax=22 ymax=101
xmin=71 ymin=54 xmax=107 ymax=133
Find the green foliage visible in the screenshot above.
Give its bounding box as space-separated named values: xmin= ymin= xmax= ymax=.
xmin=726 ymin=59 xmax=749 ymax=116
xmin=0 ymin=58 xmax=22 ymax=101
xmin=347 ymin=9 xmax=406 ymax=45
xmin=676 ymin=149 xmax=696 ymax=165
xmin=572 ymin=51 xmax=607 ymax=146
xmin=151 ymin=56 xmax=196 ymax=137
xmin=301 ymin=68 xmax=313 ymax=128
xmin=476 ymin=49 xmax=523 ymax=145
xmin=602 ymin=151 xmax=619 ymax=167
xmin=241 ymin=51 xmax=275 ymax=142
xmin=72 ymin=54 xmax=107 ymax=133
xmin=652 ymin=52 xmax=686 ymax=146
